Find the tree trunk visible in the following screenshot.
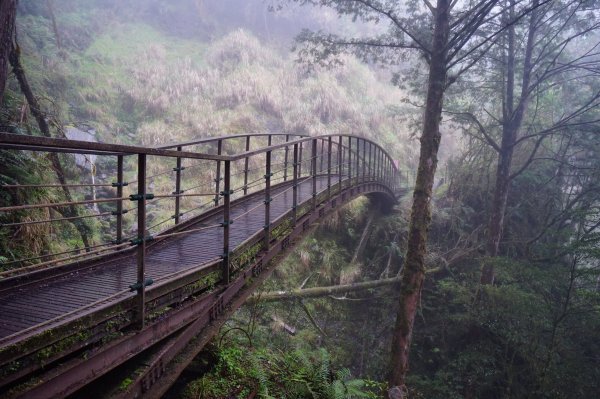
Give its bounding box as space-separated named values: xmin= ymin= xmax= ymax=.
xmin=248 ymin=276 xmax=401 ymax=302
xmin=0 ymin=0 xmax=16 ymax=101
xmin=482 ymin=130 xmax=515 ymax=284
xmin=388 ymin=0 xmax=450 ymax=393
xmin=9 ymin=42 xmax=92 ymax=252
xmin=481 ymin=0 xmax=537 ymax=284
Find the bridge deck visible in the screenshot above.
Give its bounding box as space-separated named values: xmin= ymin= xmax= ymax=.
xmin=0 ymin=176 xmax=333 ymax=340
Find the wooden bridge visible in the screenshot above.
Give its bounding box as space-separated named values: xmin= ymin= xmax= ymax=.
xmin=0 ymin=132 xmax=405 ymax=398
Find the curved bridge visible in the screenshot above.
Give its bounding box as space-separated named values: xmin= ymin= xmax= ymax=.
xmin=0 ymin=132 xmax=406 ymax=398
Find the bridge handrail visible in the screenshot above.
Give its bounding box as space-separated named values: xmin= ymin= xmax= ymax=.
xmin=0 ymin=132 xmax=401 ymax=171
xmin=0 ymin=130 xmax=403 ymax=301
xmin=157 ymin=132 xmax=308 ymax=150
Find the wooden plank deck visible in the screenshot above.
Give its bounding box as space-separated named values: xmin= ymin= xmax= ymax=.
xmin=0 ymin=176 xmax=334 ymax=339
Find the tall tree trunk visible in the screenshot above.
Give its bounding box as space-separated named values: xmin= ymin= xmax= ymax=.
xmin=0 ymin=0 xmax=16 ymax=101
xmin=9 ymin=42 xmax=92 ymax=252
xmin=388 ymin=0 xmax=450 ymax=394
xmin=481 ymin=0 xmax=537 ymax=284
xmin=481 ymin=128 xmax=515 ymax=284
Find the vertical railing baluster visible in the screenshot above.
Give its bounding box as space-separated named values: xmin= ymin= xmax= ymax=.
xmin=115 ymin=155 xmax=124 ymax=244
xmin=283 ymin=134 xmax=290 ymax=182
xmin=338 ymin=136 xmax=343 ymax=194
xmin=319 ymin=138 xmax=325 ymax=174
xmin=347 ymin=136 xmax=352 ymax=189
xmin=355 ymin=137 xmax=360 ymax=186
xmin=311 ymin=138 xmax=317 ymax=210
xmin=327 ymin=137 xmax=332 ymax=199
xmin=377 ymin=148 xmax=381 ymax=182
xmin=174 ymin=146 xmax=182 ymax=225
xmin=382 ymin=150 xmax=385 ymax=183
xmin=386 ymin=158 xmax=390 ymax=188
xmin=298 ymin=141 xmax=303 ymax=178
xmin=243 ymin=136 xmax=250 ymax=195
xmin=367 ymin=141 xmax=373 ymax=181
xmin=362 ymin=139 xmax=366 ymax=184
xmin=222 ymin=160 xmax=231 ymax=284
xmin=135 ymin=153 xmax=147 ymax=329
xmin=390 ymin=161 xmax=393 ymax=191
xmin=292 ymin=143 xmax=299 ymax=225
xmin=264 ymin=150 xmax=272 ymax=250
xmin=214 ymin=139 xmax=223 ymax=207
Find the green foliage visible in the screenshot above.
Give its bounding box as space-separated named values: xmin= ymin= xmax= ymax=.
xmin=184 ymin=344 xmax=377 ymax=399
xmin=406 ymin=254 xmax=600 ymax=399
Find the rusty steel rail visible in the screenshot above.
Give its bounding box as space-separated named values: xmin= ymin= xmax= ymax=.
xmin=0 ymin=131 xmax=406 ymax=398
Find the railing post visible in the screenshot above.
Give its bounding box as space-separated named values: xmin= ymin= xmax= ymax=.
xmin=174 ymin=146 xmax=182 ymax=224
xmin=115 ymin=155 xmax=124 ymax=244
xmin=362 ymin=139 xmax=366 ymax=184
xmin=283 ymin=134 xmax=290 ymax=181
xmin=338 ymin=136 xmax=343 ymax=194
xmin=292 ymin=143 xmax=299 ymax=225
xmin=264 ymin=150 xmax=272 ymax=250
xmin=387 ymin=157 xmax=394 ymax=187
xmin=377 ymin=148 xmax=381 ymax=182
xmin=222 ymin=160 xmax=231 ymax=284
xmin=135 ymin=153 xmax=147 ymax=330
xmin=355 ymin=137 xmax=360 ymax=186
xmin=368 ymin=142 xmax=372 ymax=182
xmin=319 ymin=138 xmax=325 ymax=174
xmin=347 ymin=136 xmax=352 ymax=189
xmin=243 ymin=136 xmax=250 ymax=195
xmin=214 ymin=139 xmax=223 ymax=207
xmin=298 ymin=141 xmax=303 ymax=178
xmin=327 ymin=137 xmax=332 ymax=199
xmin=312 ymin=138 xmax=317 ymax=210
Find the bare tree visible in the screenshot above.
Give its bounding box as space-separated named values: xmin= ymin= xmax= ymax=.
xmin=448 ymin=0 xmax=600 ymax=284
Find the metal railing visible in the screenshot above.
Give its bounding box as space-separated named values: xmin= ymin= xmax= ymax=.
xmin=0 ymin=132 xmax=405 ymax=329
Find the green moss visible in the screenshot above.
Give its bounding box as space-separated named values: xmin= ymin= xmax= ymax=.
xmin=119 ymin=377 xmax=133 ymax=391
xmin=230 ymin=241 xmax=262 ymax=273
xmin=270 ymin=218 xmax=293 ymax=241
xmin=36 ymin=329 xmax=92 ymax=363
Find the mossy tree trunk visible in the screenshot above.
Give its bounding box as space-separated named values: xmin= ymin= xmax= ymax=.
xmin=9 ymin=41 xmax=92 ymax=252
xmin=0 ymin=0 xmax=16 ymax=101
xmin=388 ymin=0 xmax=450 ymax=393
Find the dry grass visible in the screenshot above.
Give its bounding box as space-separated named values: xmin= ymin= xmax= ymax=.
xmin=96 ymin=28 xmax=414 ymax=161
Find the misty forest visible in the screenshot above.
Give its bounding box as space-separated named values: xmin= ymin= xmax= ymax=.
xmin=0 ymin=0 xmax=599 ymax=398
